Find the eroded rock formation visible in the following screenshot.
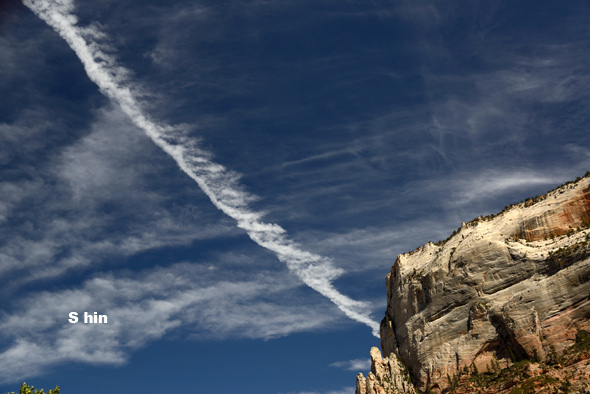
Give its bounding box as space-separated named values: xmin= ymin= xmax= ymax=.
xmin=357 ymin=174 xmax=590 ymax=393
xmin=355 ymin=347 xmax=417 ymax=394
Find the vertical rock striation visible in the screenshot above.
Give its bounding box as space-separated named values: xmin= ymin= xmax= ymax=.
xmin=358 ymin=175 xmax=590 ymax=393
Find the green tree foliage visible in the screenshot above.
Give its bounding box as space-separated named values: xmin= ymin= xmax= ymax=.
xmin=7 ymin=382 xmax=60 ymax=394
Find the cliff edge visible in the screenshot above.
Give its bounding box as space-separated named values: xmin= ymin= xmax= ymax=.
xmin=357 ymin=174 xmax=590 ymax=393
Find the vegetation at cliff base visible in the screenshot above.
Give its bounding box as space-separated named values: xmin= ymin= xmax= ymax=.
xmin=436 ymin=330 xmax=590 ymax=394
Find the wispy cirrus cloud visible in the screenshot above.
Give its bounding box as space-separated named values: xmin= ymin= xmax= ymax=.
xmin=0 ymin=105 xmax=237 ymax=289
xmin=437 ymin=170 xmax=564 ymax=206
xmin=0 ymin=261 xmax=342 ymax=382
xmin=22 ymin=0 xmax=379 ymax=336
xmin=402 ymin=168 xmax=571 ymax=210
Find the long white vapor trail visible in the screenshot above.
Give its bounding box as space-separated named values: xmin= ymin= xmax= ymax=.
xmin=23 ymin=0 xmax=380 ymax=336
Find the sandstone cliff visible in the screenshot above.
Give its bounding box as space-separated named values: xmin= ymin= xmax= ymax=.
xmin=357 ymin=174 xmax=590 ymax=393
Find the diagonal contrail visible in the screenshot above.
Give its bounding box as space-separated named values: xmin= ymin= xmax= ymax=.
xmin=23 ymin=0 xmax=380 ymax=337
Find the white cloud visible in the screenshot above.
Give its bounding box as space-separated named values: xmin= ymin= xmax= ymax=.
xmin=0 ymin=105 xmax=238 ymax=287
xmin=22 ymin=0 xmax=379 ymax=336
xmin=445 ymin=170 xmax=562 ymax=206
xmin=330 ymin=358 xmax=370 ymax=371
xmin=0 ymin=262 xmax=341 ymax=382
xmin=399 ymin=168 xmax=569 ymax=213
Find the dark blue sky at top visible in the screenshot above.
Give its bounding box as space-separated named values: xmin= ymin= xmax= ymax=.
xmin=1 ymin=0 xmax=590 ymax=393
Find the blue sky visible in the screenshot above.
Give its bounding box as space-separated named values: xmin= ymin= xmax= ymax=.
xmin=1 ymin=0 xmax=590 ymax=393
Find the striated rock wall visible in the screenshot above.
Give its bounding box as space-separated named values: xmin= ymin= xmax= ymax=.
xmin=360 ymin=175 xmax=590 ymax=393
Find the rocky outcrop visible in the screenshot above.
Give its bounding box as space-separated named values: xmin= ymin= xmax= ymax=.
xmin=355 ymin=347 xmax=417 ymax=394
xmin=358 ymin=174 xmax=590 ymax=393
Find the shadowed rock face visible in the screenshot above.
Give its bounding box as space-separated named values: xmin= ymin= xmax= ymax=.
xmin=365 ymin=176 xmax=590 ymax=393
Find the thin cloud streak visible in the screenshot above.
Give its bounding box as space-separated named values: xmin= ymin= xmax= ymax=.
xmin=415 ymin=169 xmax=566 ymax=207
xmin=330 ymin=358 xmax=370 ymax=371
xmin=22 ymin=0 xmax=379 ymax=336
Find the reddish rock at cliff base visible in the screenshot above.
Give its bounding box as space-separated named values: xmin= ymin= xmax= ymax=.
xmin=357 ymin=174 xmax=590 ymax=393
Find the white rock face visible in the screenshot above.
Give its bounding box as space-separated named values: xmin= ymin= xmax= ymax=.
xmin=372 ymin=176 xmax=590 ymax=392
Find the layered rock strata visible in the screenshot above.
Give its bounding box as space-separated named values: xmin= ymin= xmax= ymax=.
xmin=359 ymin=175 xmax=590 ymax=393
